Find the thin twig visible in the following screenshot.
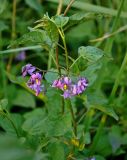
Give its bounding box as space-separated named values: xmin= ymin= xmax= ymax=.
xmin=68 ymin=100 xmax=77 ymax=137
xmin=11 ymin=0 xmax=16 ymax=39
xmin=64 ymin=0 xmax=75 ymax=16
xmin=7 ymin=0 xmax=17 ymax=72
xmin=56 ymin=46 xmax=61 ymax=75
xmin=57 ymin=0 xmax=63 ymax=15
xmin=90 ymin=24 xmax=127 ymax=42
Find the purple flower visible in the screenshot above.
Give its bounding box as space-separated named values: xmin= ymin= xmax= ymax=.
xmin=52 ymin=79 xmax=62 ymax=88
xmin=22 ymin=64 xmax=36 ymax=77
xmin=62 ymin=90 xmax=72 ymax=99
xmin=15 ymin=51 xmax=26 ymax=61
xmin=52 ymin=76 xmax=88 ymax=99
xmin=52 ymin=76 xmax=72 ymax=91
xmin=76 ymin=77 xmax=88 ymax=94
xmin=71 ymin=84 xmax=79 ymax=95
xmin=27 ymin=73 xmax=42 ymax=96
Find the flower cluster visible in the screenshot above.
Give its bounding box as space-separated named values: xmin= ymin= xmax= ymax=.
xmin=52 ymin=76 xmax=88 ymax=99
xmin=22 ymin=64 xmax=43 ymax=96
xmin=22 ymin=64 xmax=88 ymax=98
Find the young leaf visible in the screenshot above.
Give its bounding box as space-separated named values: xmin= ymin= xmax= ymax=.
xmin=53 ymin=15 xmax=69 ymax=28
xmin=78 ymin=46 xmax=104 ymax=63
xmin=35 ymin=15 xmax=59 ymax=46
xmin=65 ymin=12 xmax=104 ymax=30
xmin=10 ymin=30 xmax=52 ymax=50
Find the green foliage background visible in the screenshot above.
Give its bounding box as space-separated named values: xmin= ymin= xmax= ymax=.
xmin=0 ymin=0 xmax=127 ymax=160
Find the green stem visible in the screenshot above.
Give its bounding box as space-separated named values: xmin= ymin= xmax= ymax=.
xmin=63 ymin=37 xmax=69 ymax=73
xmin=56 ymin=44 xmax=61 ymax=75
xmin=84 ymin=109 xmax=94 ymax=132
xmin=0 ymin=56 xmax=7 ymax=98
xmin=64 ymin=0 xmax=75 ymax=16
xmin=48 ymin=48 xmax=53 ymax=69
xmin=7 ymin=0 xmax=17 ymax=72
xmin=110 ymin=52 xmax=127 ymax=99
xmin=58 ymin=29 xmax=69 ymax=74
xmin=57 ymin=0 xmax=63 ymax=15
xmin=96 ymin=0 xmax=125 ymax=89
xmin=11 ymin=0 xmax=16 ymax=39
xmin=90 ymin=114 xmax=107 ymax=155
xmin=67 ymin=100 xmax=77 ymax=137
xmin=90 ymin=52 xmax=127 ymax=155
xmin=104 ymin=0 xmax=125 ymax=53
xmin=0 ymin=45 xmax=43 ymax=55
xmin=0 ymin=32 xmax=7 ymax=98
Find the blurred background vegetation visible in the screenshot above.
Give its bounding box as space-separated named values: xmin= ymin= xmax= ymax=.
xmin=1 ymin=0 xmax=127 ymax=160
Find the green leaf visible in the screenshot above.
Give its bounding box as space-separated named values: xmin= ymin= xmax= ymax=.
xmin=45 ymin=69 xmax=59 ymax=83
xmin=22 ymin=109 xmax=47 ymax=135
xmin=78 ymin=46 xmax=104 ymax=64
xmin=47 ymin=113 xmax=72 ymax=137
xmin=87 ymin=91 xmax=108 ymax=106
xmin=95 ymin=155 xmax=106 ymax=160
xmin=81 ymin=63 xmax=102 ymax=86
xmin=23 ymin=108 xmax=44 ymax=119
xmin=22 ymin=108 xmax=72 ymax=136
xmin=0 ymin=135 xmax=47 ymax=160
xmin=35 ymin=15 xmax=59 ymax=45
xmin=10 ymin=30 xmax=52 ymax=50
xmin=91 ymin=105 xmax=119 ymax=121
xmin=0 ymin=99 xmax=8 ymax=110
xmin=65 ymin=12 xmax=103 ymax=30
xmin=45 ymin=88 xmax=62 ymax=117
xmin=108 ymin=125 xmax=122 ymax=153
xmin=0 ymin=113 xmax=23 ymax=136
xmin=53 ymin=15 xmax=69 ymax=28
xmin=0 ymin=21 xmax=8 ymax=31
xmin=0 ymin=0 xmax=7 ymax=14
xmin=94 ymin=134 xmax=112 ymax=156
xmin=25 ymin=0 xmax=43 ymax=14
xmin=49 ymin=141 xmax=65 ymax=160
xmin=13 ymin=90 xmax=36 ymax=108
xmin=84 ymin=131 xmax=91 ymax=145
xmin=122 ymin=134 xmax=127 ymax=145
